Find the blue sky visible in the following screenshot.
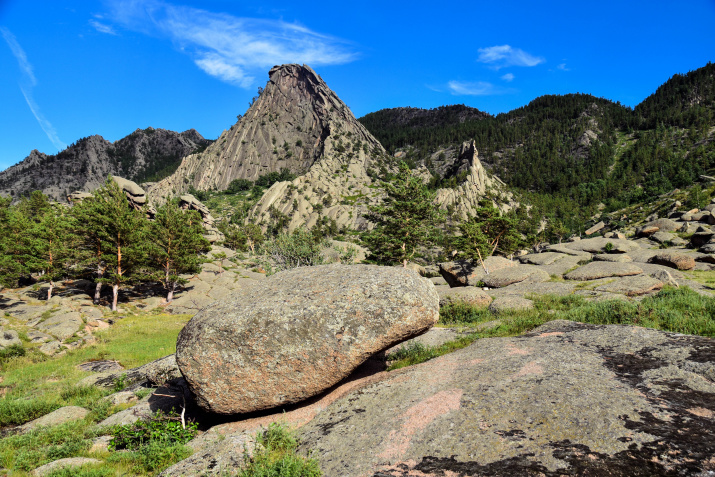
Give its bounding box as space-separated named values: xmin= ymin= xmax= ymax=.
xmin=1 ymin=0 xmax=714 ymax=170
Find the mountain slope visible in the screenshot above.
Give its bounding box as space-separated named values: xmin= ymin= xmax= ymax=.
xmin=0 ymin=128 xmax=209 ymax=202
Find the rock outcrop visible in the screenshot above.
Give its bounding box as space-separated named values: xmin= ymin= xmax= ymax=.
xmin=176 ymin=264 xmax=439 ymax=414
xmin=297 ymin=320 xmax=715 ymax=476
xmin=434 ymin=140 xmax=514 ymax=219
xmin=0 ymin=128 xmax=208 ymax=202
xmin=178 ymin=194 xmax=223 ymax=242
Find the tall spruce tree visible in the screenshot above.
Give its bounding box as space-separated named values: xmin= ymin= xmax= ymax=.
xmin=70 ymin=194 xmax=112 ymax=304
xmin=148 ymin=201 xmax=210 ymax=303
xmin=90 ymin=178 xmax=150 ymax=311
xmin=364 ymin=162 xmax=444 ymax=267
xmin=26 ymin=203 xmax=74 ymax=300
xmin=0 ymin=198 xmax=30 ymax=288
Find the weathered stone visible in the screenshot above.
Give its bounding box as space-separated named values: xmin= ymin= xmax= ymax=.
xmin=77 ymin=360 xmax=124 ymax=373
xmin=31 ymin=458 xmax=102 ymax=476
xmin=385 ymin=328 xmax=466 ymax=356
xmin=593 ymin=253 xmax=632 ymax=263
xmin=488 ymin=295 xmax=534 ymax=312
xmin=565 ymin=262 xmax=643 ymax=280
xmin=297 ymin=321 xmax=715 ymax=476
xmin=543 ymin=243 xmax=592 ymax=260
xmin=650 ymin=231 xmax=676 ymax=244
xmin=438 ymin=287 xmax=493 ymax=308
xmin=518 ymin=252 xmax=567 ymax=266
xmin=481 ymin=266 xmax=550 ymax=288
xmin=36 ymin=311 xmax=82 ymax=341
xmin=439 ymin=257 xmax=516 ymax=287
xmin=429 ymin=276 xmax=447 ymax=286
xmin=644 ymin=218 xmax=680 ymax=232
xmin=39 ymin=340 xmax=62 ymax=355
xmin=691 ymin=231 xmax=715 ymax=247
xmin=176 ymin=264 xmax=439 ymax=414
xmin=650 ymin=269 xmax=679 ymax=288
xmin=0 ymin=329 xmax=22 ymax=348
xmin=636 ymin=225 xmax=659 ymax=237
xmin=79 ymin=354 xmax=181 ymax=389
xmin=585 ymin=221 xmax=605 ymax=235
xmin=648 ymin=252 xmax=696 ymax=271
xmin=595 ymin=276 xmax=664 ymax=296
xmin=26 ymin=330 xmax=53 ymax=343
xmin=100 ymin=391 xmax=138 ymax=406
xmin=19 ymin=406 xmax=89 ymax=433
xmin=558 ymin=237 xmax=640 ymax=254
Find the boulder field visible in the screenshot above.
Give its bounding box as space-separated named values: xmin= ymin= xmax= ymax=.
xmin=176 ymin=264 xmax=439 ymax=414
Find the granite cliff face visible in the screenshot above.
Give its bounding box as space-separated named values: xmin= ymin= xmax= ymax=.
xmin=0 ymin=128 xmax=208 ymax=202
xmin=148 ymin=64 xmax=386 ymax=202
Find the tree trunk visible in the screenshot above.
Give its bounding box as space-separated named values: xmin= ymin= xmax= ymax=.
xmin=94 ymin=282 xmax=102 ymax=305
xmin=167 ymin=282 xmax=176 ymax=303
xmin=47 ymin=281 xmax=53 ymax=301
xmin=94 ymin=265 xmax=104 ymax=305
xmin=112 ymin=284 xmax=119 ymax=312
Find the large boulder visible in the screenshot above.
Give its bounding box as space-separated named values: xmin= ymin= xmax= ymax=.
xmin=648 ymin=251 xmax=696 ymax=271
xmin=480 ymin=266 xmax=550 ymax=288
xmin=298 ymin=321 xmax=715 ymax=476
xmin=438 ymin=287 xmax=493 ymax=308
xmin=176 ymin=264 xmax=439 ymax=414
xmin=559 ymin=237 xmax=641 ymax=254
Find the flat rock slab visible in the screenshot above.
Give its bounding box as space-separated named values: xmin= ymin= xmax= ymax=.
xmin=77 ymin=360 xmax=124 ymax=373
xmin=176 ymin=264 xmax=439 ymax=414
xmin=518 ymin=252 xmax=567 ymax=266
xmin=438 ymin=287 xmax=492 ymax=308
xmin=31 ymin=458 xmax=102 ymax=476
xmin=385 ymin=328 xmax=465 ymax=356
xmin=19 ymin=406 xmax=88 ymax=433
xmin=487 ymin=281 xmax=578 ymax=298
xmin=560 ymin=237 xmax=641 ymax=254
xmin=488 ymin=295 xmax=534 ymax=313
xmin=565 ymin=262 xmax=643 ymax=280
xmin=544 ymin=244 xmax=593 ymax=260
xmin=439 ymin=257 xmax=516 ymax=287
xmin=79 ymin=354 xmax=180 ymax=389
xmin=593 ymin=253 xmax=632 ymax=262
xmin=297 ymin=321 xmax=715 ymax=476
xmin=481 ymin=266 xmax=550 ymax=288
xmin=594 ymin=276 xmax=664 ymax=296
xmin=36 ymin=311 xmax=82 ymax=341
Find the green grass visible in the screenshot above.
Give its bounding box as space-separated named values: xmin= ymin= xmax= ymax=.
xmin=387 ymin=287 xmax=715 ymax=370
xmin=239 ymin=423 xmax=321 ymax=477
xmin=0 ymin=312 xmax=193 ymax=475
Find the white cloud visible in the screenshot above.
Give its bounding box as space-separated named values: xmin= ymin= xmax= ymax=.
xmin=106 ymin=0 xmax=358 ymax=87
xmin=557 ymin=63 xmax=569 ymax=71
xmin=90 ymin=20 xmax=118 ymax=35
xmin=1 ymin=27 xmax=66 ymax=151
xmin=501 ymin=73 xmax=515 ymax=82
xmin=477 ymin=45 xmax=544 ymax=69
xmin=0 ymin=27 xmax=36 ymax=86
xmin=448 ymin=80 xmax=512 ymax=96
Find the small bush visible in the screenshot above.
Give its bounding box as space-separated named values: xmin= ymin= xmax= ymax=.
xmin=0 ymin=344 xmax=25 ymax=363
xmin=239 ymin=423 xmax=321 ymax=477
xmin=0 ymin=397 xmax=62 ymax=427
xmin=264 ymin=228 xmax=327 ymax=272
xmin=109 ymin=409 xmax=198 ymax=451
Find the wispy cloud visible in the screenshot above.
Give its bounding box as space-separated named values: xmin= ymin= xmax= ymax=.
xmin=90 ymin=20 xmax=118 ymax=35
xmin=557 ymin=63 xmax=569 ymax=71
xmin=105 ymin=0 xmax=358 ymax=88
xmin=1 ymin=27 xmax=66 ymax=151
xmin=501 ymin=73 xmax=515 ymax=82
xmin=447 ymin=80 xmax=514 ymax=96
xmin=477 ymin=45 xmax=544 ymax=70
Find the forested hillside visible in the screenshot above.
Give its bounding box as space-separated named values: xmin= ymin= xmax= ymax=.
xmin=360 ymin=62 xmax=715 ymax=231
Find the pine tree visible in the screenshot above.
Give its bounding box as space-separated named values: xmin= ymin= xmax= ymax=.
xmin=364 ymin=162 xmax=444 ymax=267
xmin=70 ymin=194 xmax=111 ymax=304
xmin=148 ymin=201 xmax=210 ymax=303
xmin=26 ymin=203 xmax=74 ymax=300
xmin=91 ymin=178 xmax=150 ymax=311
xmin=456 ymin=200 xmax=521 ymax=273
xmin=0 ymin=198 xmax=30 ymax=288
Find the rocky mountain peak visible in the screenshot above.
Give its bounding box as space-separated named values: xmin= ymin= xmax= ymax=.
xmin=148 ymin=63 xmax=385 ymax=201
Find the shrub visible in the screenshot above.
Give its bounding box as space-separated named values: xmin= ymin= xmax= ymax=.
xmin=239 ymin=423 xmax=321 ymax=477
xmin=109 ymin=409 xmax=198 ymax=451
xmin=263 ymin=228 xmax=327 ymax=272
